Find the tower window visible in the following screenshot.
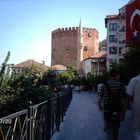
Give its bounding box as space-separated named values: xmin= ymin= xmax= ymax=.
xmin=84 ymin=46 xmax=88 ymax=51
xmin=88 ymin=33 xmax=92 ymax=37
xmin=66 ymin=46 xmax=70 ymax=51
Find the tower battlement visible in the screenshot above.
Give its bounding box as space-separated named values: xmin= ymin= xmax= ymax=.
xmin=51 ymin=26 xmax=99 ymax=68
xmin=52 ymin=27 xmax=78 ymax=34
xmin=83 ymin=28 xmax=99 ymax=33
xmin=52 ymin=27 xmax=99 ymax=36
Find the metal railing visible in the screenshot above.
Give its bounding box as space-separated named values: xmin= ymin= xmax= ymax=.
xmin=0 ymin=88 xmax=73 ymax=140
xmin=0 ymin=109 xmax=28 ymax=140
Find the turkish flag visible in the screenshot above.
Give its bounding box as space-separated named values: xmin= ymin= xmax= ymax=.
xmin=126 ymin=0 xmax=140 ymax=47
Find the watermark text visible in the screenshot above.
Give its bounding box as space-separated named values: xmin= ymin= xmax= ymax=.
xmin=0 ymin=119 xmax=12 ymax=124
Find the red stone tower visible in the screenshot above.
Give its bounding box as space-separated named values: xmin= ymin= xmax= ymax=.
xmin=51 ymin=27 xmax=99 ymax=68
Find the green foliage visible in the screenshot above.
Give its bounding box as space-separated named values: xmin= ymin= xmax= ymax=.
xmin=99 ymin=39 xmax=106 ymax=51
xmin=72 ymin=71 xmax=108 ymax=91
xmin=0 ymin=51 xmax=11 ymax=89
xmin=41 ymin=70 xmax=76 ymax=92
xmin=58 ymin=71 xmax=76 ymax=85
xmin=21 ymin=64 xmax=46 ymax=86
xmin=0 ymin=51 xmax=13 ymax=97
xmin=0 ymin=86 xmax=53 ymax=117
xmin=121 ymin=47 xmax=140 ymax=83
xmin=41 ymin=70 xmax=59 ymax=91
xmin=0 ymin=60 xmax=54 ymax=117
xmin=110 ymin=61 xmax=120 ymax=70
xmin=0 ymin=51 xmax=10 ymax=76
xmin=87 ymin=72 xmax=108 ymax=87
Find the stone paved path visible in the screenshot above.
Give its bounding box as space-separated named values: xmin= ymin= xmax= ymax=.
xmin=51 ymin=91 xmax=134 ymax=140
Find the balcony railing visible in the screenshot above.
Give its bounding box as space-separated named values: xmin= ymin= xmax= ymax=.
xmin=0 ymin=88 xmax=73 ymax=140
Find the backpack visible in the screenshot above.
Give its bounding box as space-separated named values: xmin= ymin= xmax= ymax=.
xmin=103 ymin=82 xmax=123 ymax=122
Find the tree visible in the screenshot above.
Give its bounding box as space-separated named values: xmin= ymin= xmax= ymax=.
xmin=121 ymin=47 xmax=140 ymax=84
xmin=0 ymin=64 xmax=52 ymax=117
xmin=99 ymin=39 xmax=106 ymax=51
xmin=58 ymin=71 xmax=76 ymax=85
xmin=21 ymin=64 xmax=46 ymax=85
xmin=0 ymin=51 xmax=10 ymax=76
xmin=41 ymin=70 xmax=59 ymax=91
xmin=0 ymin=51 xmax=11 ymax=94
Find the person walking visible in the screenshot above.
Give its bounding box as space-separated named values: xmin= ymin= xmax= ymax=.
xmin=97 ymin=69 xmax=126 ymax=140
xmin=126 ymin=67 xmax=140 ymax=140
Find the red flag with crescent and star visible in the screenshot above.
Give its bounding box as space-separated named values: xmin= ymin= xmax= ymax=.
xmin=126 ymin=0 xmax=140 ymax=48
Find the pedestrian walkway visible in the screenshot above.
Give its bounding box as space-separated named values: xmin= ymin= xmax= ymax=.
xmin=51 ymin=91 xmax=134 ymax=140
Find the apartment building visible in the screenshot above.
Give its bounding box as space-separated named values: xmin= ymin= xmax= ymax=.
xmin=105 ymin=15 xmax=124 ymax=69
xmin=105 ymin=0 xmax=140 ymax=69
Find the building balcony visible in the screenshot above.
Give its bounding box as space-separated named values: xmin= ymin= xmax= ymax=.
xmin=119 ymin=26 xmax=126 ymax=32
xmin=118 ymin=40 xmax=125 ymax=44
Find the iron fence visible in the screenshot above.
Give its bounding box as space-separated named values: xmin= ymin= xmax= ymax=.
xmin=0 ymin=88 xmax=72 ymax=140
xmin=0 ymin=109 xmax=28 ymax=140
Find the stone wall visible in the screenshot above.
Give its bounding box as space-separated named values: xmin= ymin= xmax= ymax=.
xmin=51 ymin=27 xmax=99 ymax=67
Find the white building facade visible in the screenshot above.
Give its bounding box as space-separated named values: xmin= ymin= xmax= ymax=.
xmin=105 ymin=15 xmax=125 ymax=69
xmin=82 ymin=51 xmax=107 ymax=76
xmin=105 ymin=0 xmax=140 ymax=70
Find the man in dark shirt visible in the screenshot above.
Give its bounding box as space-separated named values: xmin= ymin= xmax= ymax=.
xmin=97 ymin=69 xmax=126 ymax=140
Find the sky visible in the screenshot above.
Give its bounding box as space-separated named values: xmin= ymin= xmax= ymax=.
xmin=0 ymin=0 xmax=129 ymax=66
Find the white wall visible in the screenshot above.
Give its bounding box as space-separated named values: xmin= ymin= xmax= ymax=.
xmin=82 ymin=59 xmax=91 ymax=76
xmin=106 ymin=18 xmax=120 ymax=69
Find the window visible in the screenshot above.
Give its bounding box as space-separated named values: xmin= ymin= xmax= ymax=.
xmin=109 ymin=23 xmax=117 ymax=31
xmin=118 ymin=40 xmax=125 ymax=44
xmin=119 ymin=47 xmax=122 ymax=55
xmin=109 ymin=46 xmax=117 ymax=54
xmin=88 ymin=33 xmax=92 ymax=37
xmin=84 ymin=46 xmax=88 ymax=51
xmin=66 ymin=45 xmax=70 ymax=51
xmin=109 ymin=35 xmax=117 ymax=43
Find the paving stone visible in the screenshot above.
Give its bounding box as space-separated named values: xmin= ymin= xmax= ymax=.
xmin=51 ymin=91 xmax=134 ymax=140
